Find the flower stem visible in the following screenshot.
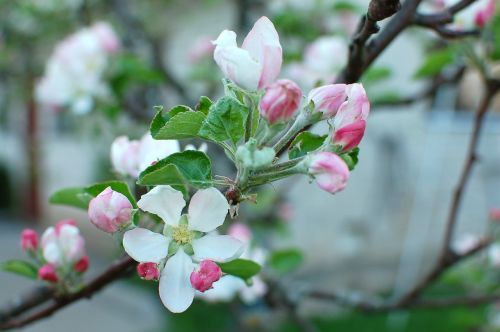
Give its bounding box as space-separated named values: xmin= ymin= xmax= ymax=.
xmin=273 ymin=113 xmax=310 ymax=154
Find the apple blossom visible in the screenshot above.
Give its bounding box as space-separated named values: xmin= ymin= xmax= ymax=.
xmin=137 ymin=262 xmax=160 ymax=281
xmin=303 ymin=36 xmax=348 ymax=77
xmin=88 ymin=187 xmax=133 ymax=233
xmin=38 ymin=264 xmax=58 ymax=283
xmin=20 ymin=229 xmax=38 ymax=252
xmin=41 ymin=220 xmax=86 ymax=267
xmin=36 ymin=22 xmax=120 ymax=114
xmin=74 ymin=256 xmax=90 ymax=273
xmin=213 ymin=16 xmax=282 ymax=91
xmin=332 ymin=83 xmax=370 ymax=151
xmin=190 ymin=260 xmax=222 ymax=292
xmin=111 ymin=133 xmax=180 ymax=178
xmin=307 ymin=152 xmax=350 ymax=194
xmin=200 ymin=225 xmax=267 ymax=304
xmin=452 ymin=234 xmax=482 ymax=254
xmin=474 ymin=0 xmax=495 ymax=27
xmin=122 ymin=185 xmax=244 ymax=312
xmin=260 ymin=79 xmax=302 ymax=125
xmin=307 ymin=84 xmax=347 ymax=118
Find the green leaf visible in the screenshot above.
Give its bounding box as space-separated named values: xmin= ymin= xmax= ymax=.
xmin=198 ymin=96 xmax=249 ymax=145
xmin=150 ymin=107 xmax=206 ymax=140
xmin=340 ymin=147 xmax=360 ymax=171
xmin=137 ymin=150 xmax=212 ymax=191
xmin=289 ymin=132 xmax=327 ymax=159
xmin=270 ymin=248 xmax=303 ymax=274
xmin=196 ymin=96 xmax=213 ymax=115
xmin=490 ymin=13 xmax=500 ymax=60
xmin=2 ymin=260 xmax=38 ymax=279
xmin=332 ymin=1 xmax=360 ymax=12
xmin=218 ymin=259 xmax=261 ymax=280
xmin=414 ymin=48 xmax=454 ymax=79
xmin=362 ymin=66 xmax=392 ymax=85
xmin=49 ymin=181 xmax=137 ymax=209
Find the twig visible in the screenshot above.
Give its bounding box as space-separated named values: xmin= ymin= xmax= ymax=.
xmin=397 ymin=78 xmax=500 ymax=306
xmin=342 ymin=0 xmax=402 ymax=84
xmin=0 ymin=287 xmax=53 ymax=323
xmin=0 ymin=257 xmax=135 ymax=330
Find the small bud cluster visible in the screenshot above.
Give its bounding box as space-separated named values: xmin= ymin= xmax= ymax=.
xmin=19 ymin=220 xmax=89 ymax=287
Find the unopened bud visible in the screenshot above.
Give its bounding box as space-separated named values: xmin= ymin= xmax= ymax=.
xmin=190 ymin=260 xmax=222 ymax=292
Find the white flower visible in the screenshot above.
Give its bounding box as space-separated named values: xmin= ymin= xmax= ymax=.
xmin=123 ymin=186 xmax=244 ymax=313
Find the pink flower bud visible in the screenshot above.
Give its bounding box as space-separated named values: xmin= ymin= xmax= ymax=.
xmin=20 ymin=229 xmax=38 ymax=252
xmin=190 ymin=260 xmax=222 ymax=292
xmin=307 ymin=84 xmax=347 ymax=118
xmin=490 ymin=208 xmax=500 ymax=221
xmin=333 ymin=120 xmax=367 ymax=152
xmin=88 ymin=187 xmax=133 ymax=233
xmin=308 ymin=152 xmax=349 ymax=194
xmin=137 ymin=262 xmax=160 ymax=281
xmin=74 ymin=256 xmax=89 ymax=273
xmin=260 ymin=79 xmax=302 ymax=125
xmin=213 ymin=16 xmax=282 ymax=90
xmin=91 ymin=22 xmax=120 ymax=54
xmin=475 ymin=0 xmax=495 ymax=28
xmin=334 ymin=83 xmax=370 ymax=129
xmin=38 ymin=264 xmax=58 ymax=283
xmin=228 ymin=223 xmax=252 ymax=244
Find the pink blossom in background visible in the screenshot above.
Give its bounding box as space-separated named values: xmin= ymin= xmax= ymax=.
xmin=452 ymin=234 xmax=483 ymax=255
xmin=308 ymin=152 xmax=350 ymax=194
xmin=475 ymin=0 xmax=496 ymax=27
xmin=213 ymin=16 xmax=282 ymax=90
xmin=38 ymin=264 xmax=58 ymax=283
xmin=88 ymin=187 xmax=133 ymax=233
xmin=260 ymin=79 xmax=302 ymax=125
xmin=74 ymin=256 xmax=90 ymax=273
xmin=490 ymin=208 xmax=500 ymax=221
xmin=188 ymin=36 xmax=215 ymax=64
xmin=20 ymin=229 xmax=38 ymax=252
xmin=41 ymin=221 xmax=86 ymax=267
xmin=36 ymin=22 xmax=120 ymax=114
xmin=228 ymin=223 xmax=252 ymax=244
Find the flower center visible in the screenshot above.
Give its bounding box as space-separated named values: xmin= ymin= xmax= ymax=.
xmin=172 ymin=224 xmax=192 ymax=244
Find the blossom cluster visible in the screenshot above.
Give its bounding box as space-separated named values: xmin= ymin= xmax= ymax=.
xmin=20 ymin=220 xmax=89 ymax=286
xmin=36 ymin=22 xmax=120 ymax=114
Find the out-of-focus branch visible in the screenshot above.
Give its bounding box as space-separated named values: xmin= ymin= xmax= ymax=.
xmin=0 ymin=287 xmax=53 ymax=323
xmin=341 ymin=0 xmax=402 ymax=84
xmin=0 ymin=257 xmax=134 ymax=331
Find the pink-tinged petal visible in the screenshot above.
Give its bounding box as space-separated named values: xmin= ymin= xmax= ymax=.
xmin=57 ymin=224 xmax=85 ymax=263
xmin=260 ymin=79 xmax=302 ymax=125
xmin=192 ymin=234 xmax=243 ymax=262
xmin=307 ymin=84 xmax=347 ymax=118
xmin=188 ymin=188 xmax=229 ymax=232
xmin=333 ymin=120 xmax=366 ymax=152
xmin=123 ymin=228 xmax=170 ymax=263
xmin=334 ymin=83 xmax=370 ymax=128
xmin=110 ymin=136 xmax=141 ymax=177
xmin=308 ymin=152 xmax=350 ymax=194
xmin=138 ymin=133 xmax=180 ymax=173
xmin=43 ymin=242 xmax=63 ymax=266
xmin=137 ymin=185 xmax=185 ymax=226
xmin=242 ymin=16 xmax=282 ymax=89
xmin=213 ymin=44 xmax=262 ymax=91
xmin=159 ymin=249 xmax=195 ymax=313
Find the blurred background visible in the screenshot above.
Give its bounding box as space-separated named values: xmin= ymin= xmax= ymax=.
xmin=1 ymin=0 xmax=500 ymax=331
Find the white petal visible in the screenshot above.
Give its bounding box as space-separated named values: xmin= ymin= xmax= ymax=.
xmin=43 ymin=242 xmax=63 ymax=266
xmin=213 ymin=45 xmax=261 ymax=91
xmin=198 ymin=275 xmax=244 ymax=302
xmin=123 ymin=228 xmax=169 ymax=263
xmin=188 ymin=188 xmax=229 ymax=232
xmin=159 ymin=249 xmax=195 ymax=313
xmin=138 ymin=133 xmax=180 ymax=173
xmin=137 ymin=185 xmax=185 ymax=226
xmin=192 ymin=234 xmax=243 ymax=262
xmin=212 ymin=30 xmax=238 ymax=48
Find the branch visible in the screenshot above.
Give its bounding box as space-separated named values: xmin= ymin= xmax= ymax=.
xmin=342 ymin=0 xmax=402 ymax=84
xmin=397 ymin=78 xmax=500 ymax=306
xmin=0 ymin=256 xmax=135 ymax=330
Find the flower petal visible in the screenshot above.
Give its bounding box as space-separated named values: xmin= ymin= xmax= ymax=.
xmin=242 ymin=16 xmax=282 ymax=89
xmin=159 ymin=249 xmax=195 ymax=313
xmin=188 ymin=188 xmax=229 ymax=232
xmin=137 ymin=185 xmax=185 ymax=226
xmin=138 ymin=133 xmax=180 ymax=173
xmin=192 ymin=234 xmax=243 ymax=262
xmin=123 ymin=228 xmax=170 ymax=263
xmin=43 ymin=242 xmax=63 ymax=266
